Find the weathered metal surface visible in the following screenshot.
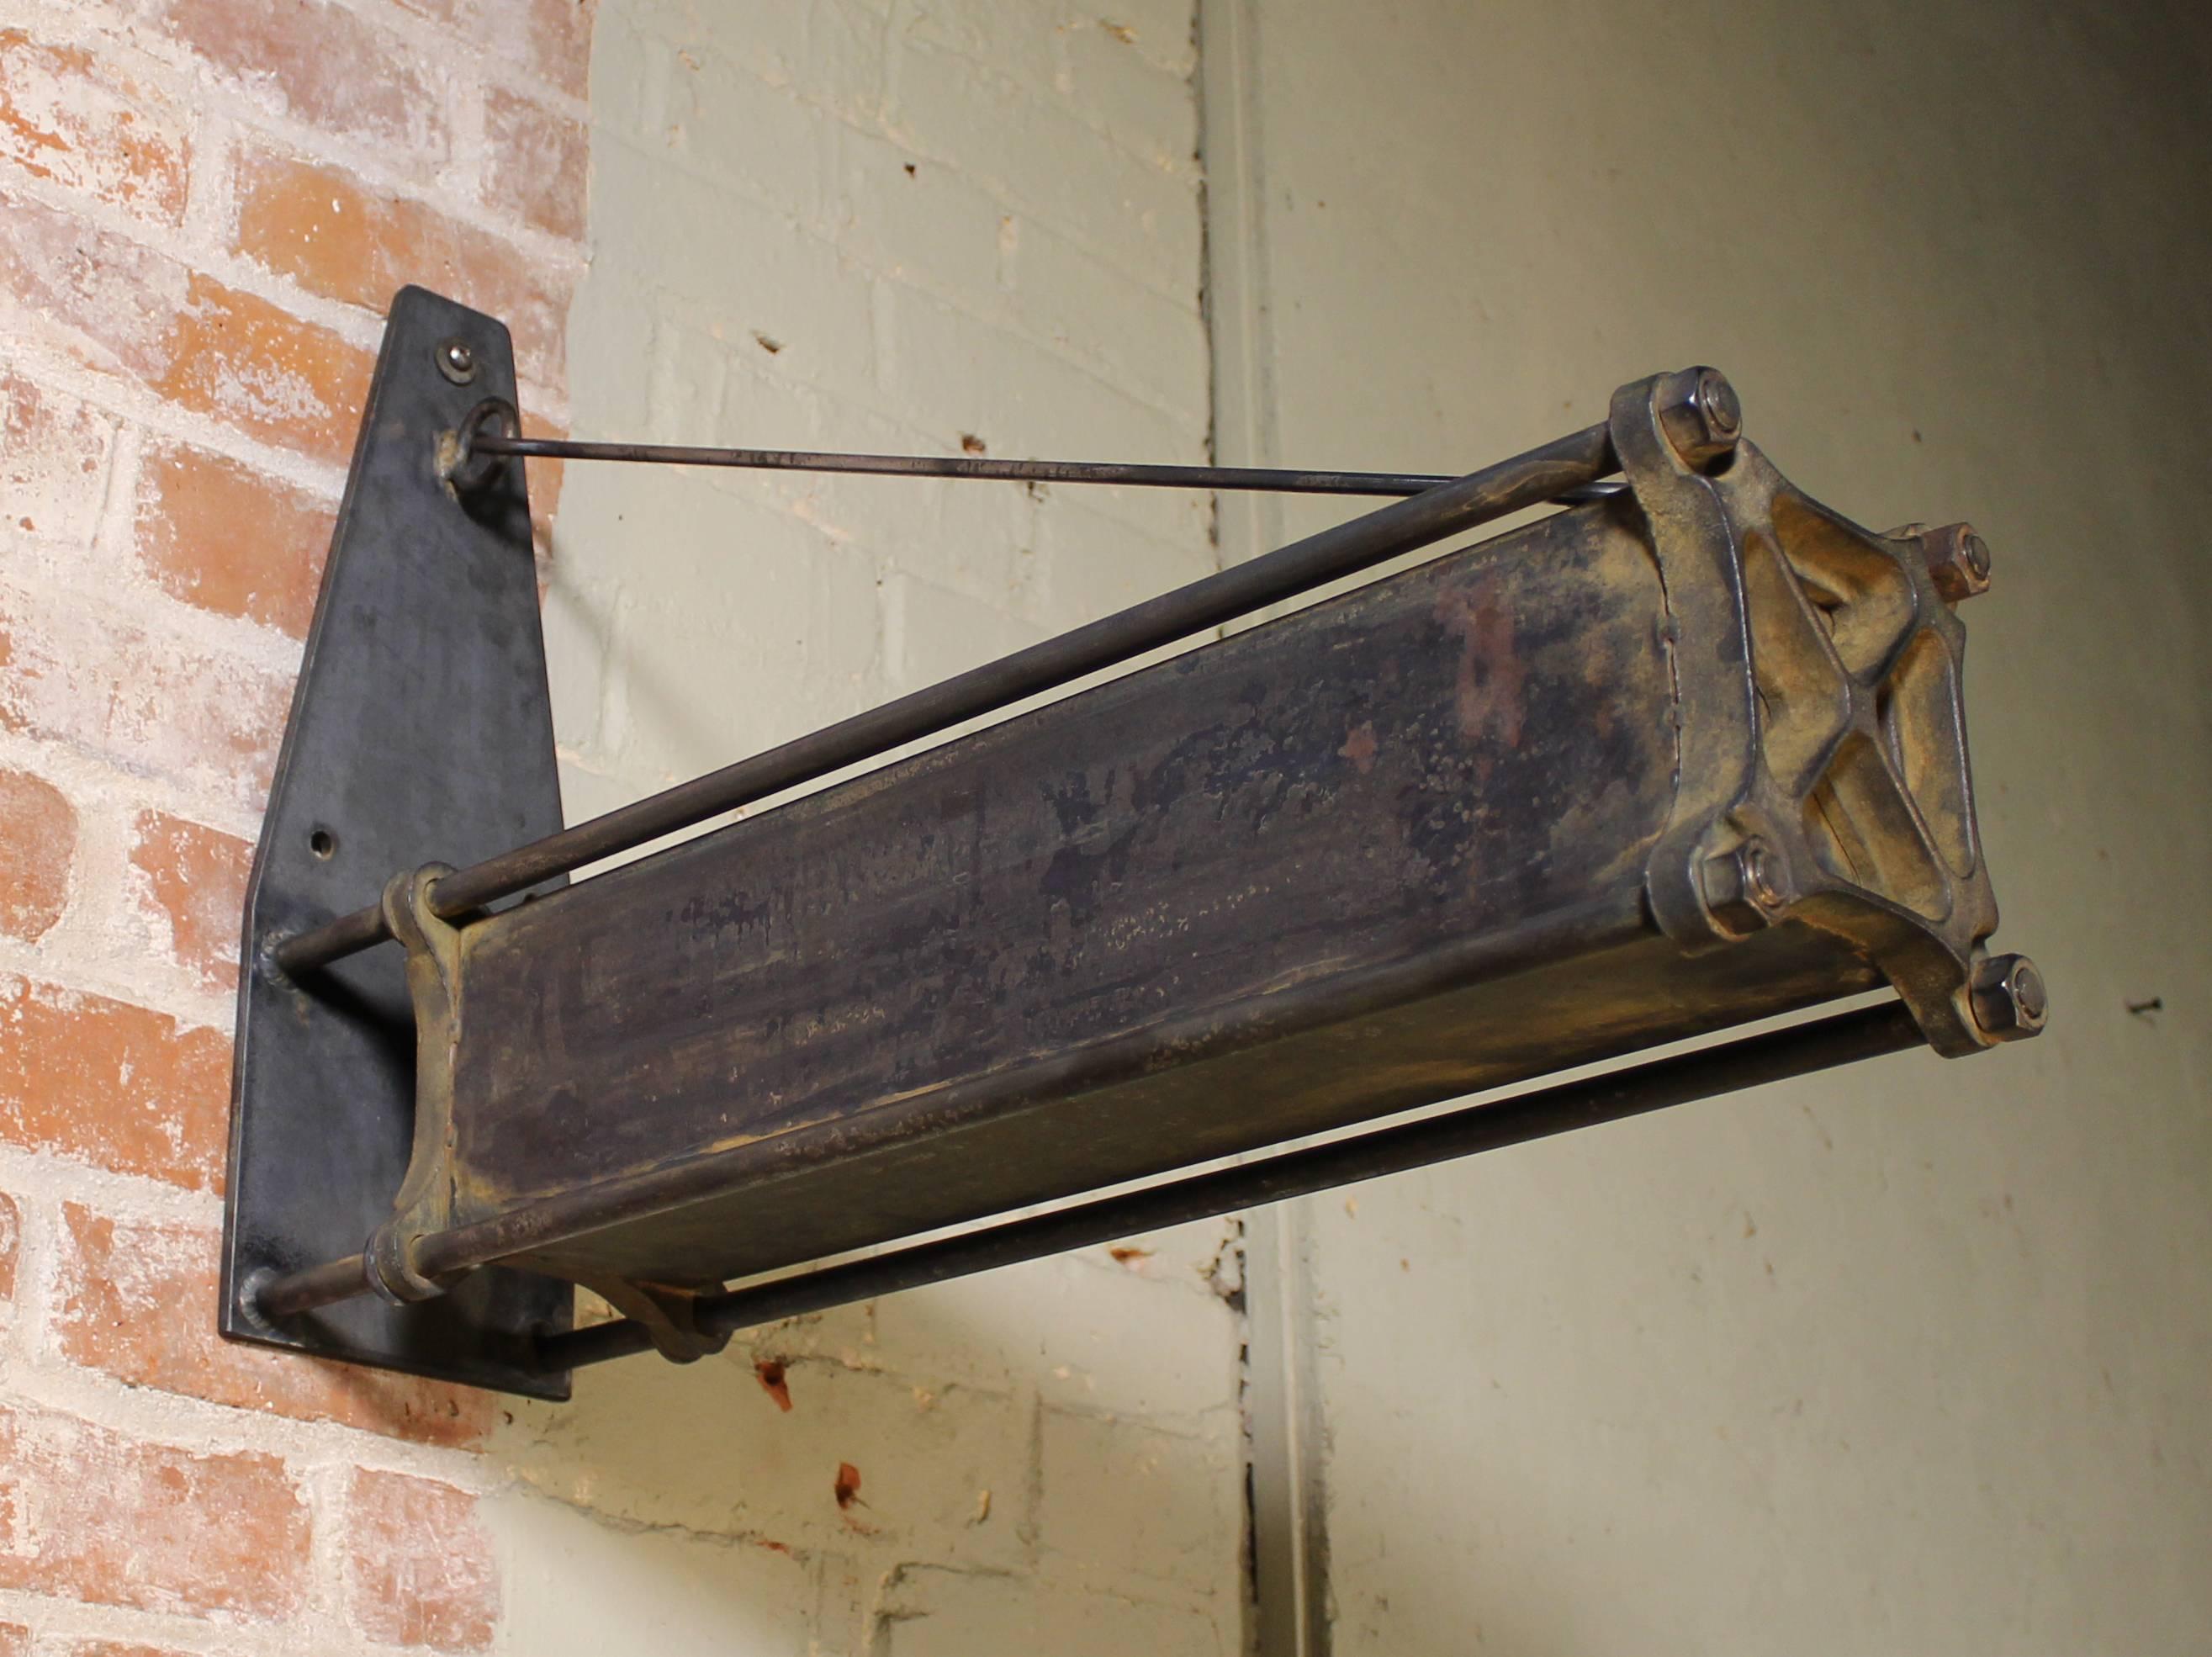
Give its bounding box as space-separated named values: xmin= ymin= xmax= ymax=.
xmin=220 ymin=288 xmax=572 ymax=1399
xmin=537 ymin=1000 xmax=1930 ymax=1372
xmin=399 ymin=494 xmax=1876 ymax=1291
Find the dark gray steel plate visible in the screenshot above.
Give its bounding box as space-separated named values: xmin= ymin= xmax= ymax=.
xmin=219 ymin=287 xmax=571 ymax=1398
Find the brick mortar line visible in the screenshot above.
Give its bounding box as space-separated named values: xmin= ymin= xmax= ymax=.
xmin=0 ymin=553 xmax=305 ymax=720
xmin=0 ymin=1145 xmax=221 ymax=1228
xmin=0 ymin=934 xmax=235 ymax=1040
xmin=0 ymin=723 xmax=264 ymax=853
xmin=0 ymin=1585 xmax=384 ymax=1657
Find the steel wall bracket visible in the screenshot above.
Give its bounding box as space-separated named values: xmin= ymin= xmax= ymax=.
xmin=220 ymin=288 xmax=573 ymax=1399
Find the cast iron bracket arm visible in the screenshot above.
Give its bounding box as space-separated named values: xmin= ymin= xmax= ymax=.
xmin=365 ymin=864 xmax=471 ymax=1304
xmin=1610 ymin=369 xmax=2045 ymax=1055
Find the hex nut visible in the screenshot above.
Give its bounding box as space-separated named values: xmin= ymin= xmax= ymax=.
xmin=1920 ymin=521 xmax=1992 ymax=603
xmin=1970 ymin=953 xmax=2048 ymax=1040
xmin=1701 ymin=837 xmax=1787 ymax=934
xmin=1656 ymin=366 xmax=1744 ymax=469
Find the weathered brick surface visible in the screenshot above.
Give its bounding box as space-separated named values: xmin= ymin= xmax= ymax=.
xmin=56 ymin=1203 xmax=494 ymax=1446
xmin=126 ymin=809 xmax=249 ymax=991
xmin=399 ymin=0 xmax=597 ymax=101
xmin=0 ymin=368 xmax=117 ymax=548
xmin=0 ymin=1190 xmax=19 ymax=1303
xmin=347 ymin=1469 xmax=500 ymax=1652
xmin=484 ymin=84 xmax=589 ymax=242
xmin=0 ymin=0 xmax=595 ymax=1649
xmin=0 ymin=578 xmax=292 ymax=810
xmin=232 ymin=140 xmax=570 ymax=389
xmin=0 ymin=766 xmax=74 ymax=942
xmin=0 ymin=185 xmax=373 ymax=463
xmin=0 ymin=1404 xmax=310 ymax=1619
xmin=131 ymin=437 xmax=333 ymax=638
xmin=131 ymin=0 xmax=452 ymax=172
xmin=0 ymin=977 xmax=228 ymax=1189
xmin=0 ymin=29 xmax=189 ymax=225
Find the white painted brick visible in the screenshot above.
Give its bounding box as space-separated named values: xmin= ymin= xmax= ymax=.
xmin=1073 ymin=1212 xmax=1244 ymax=1297
xmin=867 ymin=1252 xmax=1244 ymax=1423
xmin=498 ymin=1354 xmax=1033 ymax=1568
xmin=884 ymin=36 xmax=1201 ymax=297
xmin=1037 ymin=1408 xmax=1241 ymax=1597
xmin=550 ymin=469 xmax=882 ymax=781
xmin=809 ymin=0 xmax=892 ymax=124
xmin=1093 ymin=0 xmax=1198 ymax=77
xmin=590 ymin=147 xmax=877 ymax=414
xmin=827 ymin=123 xmax=1008 ymax=300
xmin=486 ymin=1488 xmax=819 ymax=1654
xmin=566 ymin=283 xmax=659 ymax=437
xmin=627 ymin=0 xmax=808 ymax=93
xmin=879 ymin=283 xmax=1200 ymax=467
xmin=884 ymin=569 xmax=1046 ymax=689
xmin=1005 ymin=223 xmax=1210 ymax=422
xmin=643 ymin=310 xmax=729 ymax=444
xmin=876 ymin=1564 xmax=1233 ymax=1656
xmin=1034 ymin=490 xmax=1216 ymax=621
xmin=897 ymin=0 xmax=1072 ymax=97
xmin=658 ymin=39 xmax=830 ymax=226
xmin=1061 ymin=23 xmax=1199 ymax=169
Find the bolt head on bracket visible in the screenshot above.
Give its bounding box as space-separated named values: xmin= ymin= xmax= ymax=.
xmin=1655 ymin=366 xmax=1744 ymax=469
xmin=1970 ymin=953 xmax=2049 ymax=1040
xmin=1699 ymin=836 xmax=1791 ymax=935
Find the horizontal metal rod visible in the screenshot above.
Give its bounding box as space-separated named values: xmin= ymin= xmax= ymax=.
xmin=251 ymin=1252 xmax=372 ymax=1323
xmin=475 ymin=431 xmax=1622 ymax=502
xmin=273 ymin=420 xmax=1618 ymax=976
xmin=531 ymin=1003 xmax=1926 ymax=1373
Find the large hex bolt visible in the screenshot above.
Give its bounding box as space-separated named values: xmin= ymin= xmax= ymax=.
xmin=1655 ymin=367 xmax=1744 ymax=469
xmin=1970 ymin=953 xmax=2049 ymax=1041
xmin=1919 ymin=521 xmax=1992 ymax=603
xmin=1700 ymin=836 xmax=1789 ymax=935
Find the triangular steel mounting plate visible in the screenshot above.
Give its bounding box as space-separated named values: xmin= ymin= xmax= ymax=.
xmin=219 ymin=287 xmax=572 ymax=1399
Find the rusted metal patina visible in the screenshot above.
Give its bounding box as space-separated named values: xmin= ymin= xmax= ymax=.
xmin=225 ymin=292 xmax=2041 ymax=1395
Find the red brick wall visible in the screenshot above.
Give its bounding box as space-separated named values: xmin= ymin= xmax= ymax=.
xmin=0 ymin=1 xmax=588 ymax=1648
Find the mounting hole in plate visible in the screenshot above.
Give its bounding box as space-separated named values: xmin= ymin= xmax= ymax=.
xmin=309 ymin=827 xmax=339 ymax=860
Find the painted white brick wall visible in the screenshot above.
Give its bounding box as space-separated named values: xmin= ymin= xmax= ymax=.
xmin=499 ymin=3 xmax=1240 ymax=1650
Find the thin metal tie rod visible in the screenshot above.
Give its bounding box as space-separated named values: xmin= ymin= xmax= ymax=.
xmin=471 ymin=427 xmax=1622 ymax=502
xmin=273 ymin=418 xmax=1619 ymax=977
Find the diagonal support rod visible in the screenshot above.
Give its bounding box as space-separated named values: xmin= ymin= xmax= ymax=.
xmin=472 ymin=428 xmax=1624 ymax=501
